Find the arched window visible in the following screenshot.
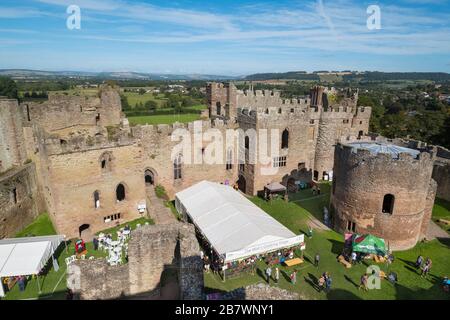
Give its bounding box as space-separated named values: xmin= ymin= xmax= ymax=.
xmin=216 ymin=102 xmax=221 ymax=116
xmin=174 ymin=154 xmax=182 ymax=180
xmin=116 ymin=183 xmax=126 ymax=202
xmin=278 ymin=108 xmax=282 ymax=114
xmin=281 ymin=129 xmax=289 ymax=149
xmin=245 ymin=136 xmax=250 ymax=150
xmin=382 ymin=194 xmax=395 ymax=214
xmin=94 ymin=190 xmax=100 ymax=209
xmin=265 ymin=108 xmax=269 ymax=114
xmin=226 ymin=148 xmax=233 ymax=170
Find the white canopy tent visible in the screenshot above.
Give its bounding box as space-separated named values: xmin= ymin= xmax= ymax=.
xmin=0 ymin=235 xmax=65 ymax=297
xmin=175 ymin=181 xmax=305 ymax=263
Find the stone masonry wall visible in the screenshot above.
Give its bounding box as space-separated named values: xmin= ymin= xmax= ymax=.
xmin=331 ymin=143 xmax=436 ymax=250
xmin=0 ymin=163 xmax=43 ymax=238
xmin=68 ymin=223 xmax=203 ymax=300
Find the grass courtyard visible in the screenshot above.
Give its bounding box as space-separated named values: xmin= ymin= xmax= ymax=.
xmin=2 ymin=216 xmax=153 ymax=300
xmin=204 ymin=184 xmax=450 ymax=300
xmin=3 ymin=185 xmax=450 ymax=300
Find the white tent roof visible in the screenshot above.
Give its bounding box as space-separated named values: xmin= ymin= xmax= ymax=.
xmin=0 ymin=235 xmax=65 ymax=278
xmin=176 ymin=181 xmax=303 ymax=261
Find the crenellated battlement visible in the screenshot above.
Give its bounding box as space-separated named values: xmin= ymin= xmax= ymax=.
xmin=338 ymin=142 xmax=436 ymax=166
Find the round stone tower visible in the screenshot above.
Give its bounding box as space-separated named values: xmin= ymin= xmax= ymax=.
xmin=330 ymin=142 xmax=437 ymax=250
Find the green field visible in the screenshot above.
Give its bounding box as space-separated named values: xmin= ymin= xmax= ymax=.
xmin=128 ymin=113 xmax=203 ymax=125
xmin=204 ymin=186 xmax=450 ymax=300
xmin=122 ymin=91 xmax=167 ymax=108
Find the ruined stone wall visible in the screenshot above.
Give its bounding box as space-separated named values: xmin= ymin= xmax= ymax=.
xmin=0 ymin=163 xmax=43 ymax=238
xmin=45 ymin=143 xmax=146 ymax=238
xmin=331 ymin=143 xmax=436 ymax=250
xmin=433 ymin=158 xmax=450 ymax=201
xmin=68 ymin=223 xmax=203 ymax=300
xmin=0 ymin=98 xmax=27 ymax=173
xmin=206 ymin=82 xmax=237 ymax=121
xmin=20 ymin=85 xmax=122 ymax=133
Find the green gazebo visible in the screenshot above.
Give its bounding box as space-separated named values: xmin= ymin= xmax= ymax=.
xmin=352 ymin=234 xmax=386 ymax=256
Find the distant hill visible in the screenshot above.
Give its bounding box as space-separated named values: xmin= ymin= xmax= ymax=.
xmin=244 ymin=71 xmax=450 ymax=82
xmin=0 ymin=69 xmax=239 ymax=81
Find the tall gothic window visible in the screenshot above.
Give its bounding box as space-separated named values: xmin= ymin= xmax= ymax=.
xmin=226 ymin=148 xmax=233 ymax=170
xmin=94 ymin=190 xmax=100 ymax=208
xmin=382 ymin=194 xmax=395 ymax=214
xmin=174 ymin=154 xmax=182 ymax=180
xmin=116 ymin=184 xmax=126 ymax=202
xmin=281 ymin=129 xmax=289 ymax=149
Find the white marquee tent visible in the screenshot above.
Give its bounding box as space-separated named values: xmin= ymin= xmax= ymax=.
xmin=175 ymin=181 xmax=305 ymax=263
xmin=0 ymin=235 xmax=65 ymax=297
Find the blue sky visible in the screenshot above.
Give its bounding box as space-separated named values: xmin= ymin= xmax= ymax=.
xmin=0 ymin=0 xmax=449 ymax=75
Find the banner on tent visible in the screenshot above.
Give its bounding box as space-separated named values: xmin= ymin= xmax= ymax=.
xmin=224 ymin=234 xmax=305 ymax=262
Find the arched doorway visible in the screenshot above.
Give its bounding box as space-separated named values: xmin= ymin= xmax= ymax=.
xmin=145 ymin=169 xmax=155 ymax=185
xmin=78 ymin=223 xmax=91 ymax=240
xmin=237 ymin=175 xmax=246 ymax=193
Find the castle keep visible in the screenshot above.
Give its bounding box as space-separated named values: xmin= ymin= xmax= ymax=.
xmin=331 ymin=141 xmax=437 ymax=250
xmin=1 ymin=82 xmax=446 ymax=249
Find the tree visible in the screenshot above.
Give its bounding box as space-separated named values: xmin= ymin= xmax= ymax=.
xmin=0 ymin=76 xmax=18 ymax=99
xmin=138 ymin=88 xmax=146 ymax=95
xmin=145 ymin=100 xmax=158 ymax=112
xmin=120 ymin=95 xmax=130 ymax=109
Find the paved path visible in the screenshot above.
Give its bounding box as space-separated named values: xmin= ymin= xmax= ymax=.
xmin=426 ymin=220 xmax=450 ymax=240
xmin=146 ymin=185 xmax=177 ymax=225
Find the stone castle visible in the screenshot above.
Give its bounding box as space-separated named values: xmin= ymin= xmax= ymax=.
xmin=0 ymin=82 xmax=448 ymax=249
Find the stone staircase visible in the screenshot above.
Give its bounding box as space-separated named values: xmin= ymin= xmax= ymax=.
xmin=145 ymin=185 xmax=177 ymax=225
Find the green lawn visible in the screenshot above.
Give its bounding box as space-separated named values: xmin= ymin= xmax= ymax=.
xmin=2 ymin=215 xmax=154 ymax=300
xmin=15 ymin=212 xmax=56 ymax=238
xmin=432 ymin=198 xmax=450 ymax=234
xmin=205 ymin=185 xmax=450 ymax=300
xmin=128 ymin=113 xmax=202 ymax=125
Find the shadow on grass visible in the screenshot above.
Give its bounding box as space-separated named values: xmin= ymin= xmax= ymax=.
xmin=304 ymin=273 xmax=321 ymax=292
xmin=326 ymin=289 xmax=362 ymax=300
xmin=344 ymin=275 xmax=359 ymax=288
xmin=327 ymin=239 xmax=344 ymax=256
xmin=436 ymin=237 xmax=450 ymax=248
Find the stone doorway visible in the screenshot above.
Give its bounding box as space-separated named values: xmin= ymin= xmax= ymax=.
xmin=237 ymin=175 xmax=246 ymax=194
xmin=145 ymin=169 xmax=155 ymax=185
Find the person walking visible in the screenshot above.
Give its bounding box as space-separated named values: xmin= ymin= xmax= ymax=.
xmin=421 ymin=260 xmax=430 ymax=278
xmin=18 ymin=275 xmax=26 ymax=292
xmin=290 ymin=270 xmax=297 ymax=285
xmin=351 ymin=251 xmax=357 ymax=265
xmin=275 ymin=267 xmax=280 ymax=284
xmin=314 ymin=253 xmax=320 ymax=267
xmin=266 ymin=266 xmax=272 ymax=284
xmin=359 ymin=274 xmax=368 ymax=291
xmin=93 ymin=237 xmax=99 ymax=251
xmin=415 ymin=255 xmax=423 ymax=269
xmin=318 ymin=275 xmax=325 ymax=292
xmin=325 ymin=274 xmax=332 ymax=292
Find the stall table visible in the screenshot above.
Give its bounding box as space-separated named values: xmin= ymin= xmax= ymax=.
xmin=284 ymin=258 xmax=303 ymax=267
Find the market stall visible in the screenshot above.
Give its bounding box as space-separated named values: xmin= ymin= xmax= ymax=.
xmin=175 ymin=181 xmax=305 ymax=280
xmin=0 ymin=235 xmax=66 ymax=297
xmin=263 ymin=182 xmax=287 ymax=201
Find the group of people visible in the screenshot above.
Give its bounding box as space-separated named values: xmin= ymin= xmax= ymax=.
xmin=415 ymin=255 xmax=432 ymax=277
xmin=318 ymin=272 xmax=332 ymax=292
xmin=265 ymin=266 xmax=298 ymax=285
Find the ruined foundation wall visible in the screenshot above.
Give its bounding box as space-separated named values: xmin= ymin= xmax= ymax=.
xmin=0 ymin=163 xmax=43 ymax=238
xmin=69 ymin=223 xmax=203 ymax=300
